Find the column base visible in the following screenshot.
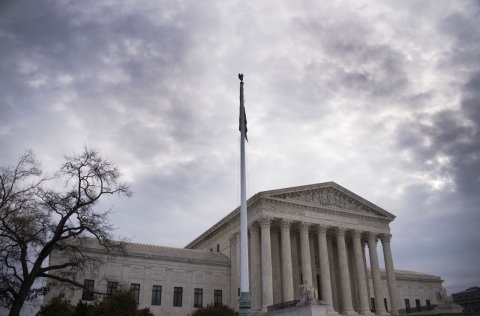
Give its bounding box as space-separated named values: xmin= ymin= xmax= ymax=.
xmin=375 ymin=311 xmax=389 ymax=316
xmin=239 ymin=292 xmax=252 ymax=316
xmin=341 ymin=308 xmax=358 ymax=316
xmin=326 ymin=306 xmax=338 ymax=315
xmin=357 ymin=309 xmax=374 ymax=315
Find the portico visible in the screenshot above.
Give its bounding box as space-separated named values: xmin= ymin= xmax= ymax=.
xmin=187 ymin=182 xmax=402 ymax=315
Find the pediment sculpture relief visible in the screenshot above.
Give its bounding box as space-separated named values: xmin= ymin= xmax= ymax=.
xmin=271 ymin=187 xmax=385 ymax=217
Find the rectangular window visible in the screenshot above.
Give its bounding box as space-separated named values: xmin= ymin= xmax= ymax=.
xmin=82 ymin=279 xmax=95 ymax=301
xmin=130 ymin=283 xmax=140 ymax=302
xmin=151 ymin=285 xmax=162 ymax=306
xmin=238 ymin=288 xmax=240 ymax=297
xmin=217 ymin=244 xmax=220 ymax=252
xmin=173 ymin=287 xmax=183 ymax=307
xmin=426 ymin=300 xmax=432 ymax=311
xmin=415 ymin=299 xmax=421 ymax=311
xmin=214 ymin=290 xmax=222 ymax=306
xmin=405 ymin=299 xmax=411 ymax=313
xmin=106 ymin=281 xmax=118 ymax=299
xmin=384 ymin=298 xmax=389 ymax=312
xmin=194 ymin=288 xmax=203 ymax=308
xmin=300 ymin=273 xmax=303 ymax=285
xmin=371 ymin=298 xmax=376 ymax=313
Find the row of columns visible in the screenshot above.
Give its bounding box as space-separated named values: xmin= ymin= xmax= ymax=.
xmin=240 ymin=217 xmax=401 ymax=315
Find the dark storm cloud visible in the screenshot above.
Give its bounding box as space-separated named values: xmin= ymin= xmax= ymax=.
xmin=394 ymin=2 xmax=480 ymax=198
xmin=388 ymin=2 xmax=480 ymax=293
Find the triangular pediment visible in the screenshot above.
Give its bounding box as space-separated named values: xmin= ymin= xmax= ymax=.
xmin=260 ymin=182 xmax=394 ymax=219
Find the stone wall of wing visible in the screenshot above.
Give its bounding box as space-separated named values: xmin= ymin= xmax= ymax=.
xmin=44 ymin=243 xmax=230 ymax=316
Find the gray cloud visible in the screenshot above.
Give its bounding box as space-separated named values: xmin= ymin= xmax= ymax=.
xmin=1 ymin=1 xmax=479 ymax=309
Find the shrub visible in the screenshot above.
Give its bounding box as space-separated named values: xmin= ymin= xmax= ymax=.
xmin=37 ymin=293 xmax=73 ymax=316
xmin=190 ymin=303 xmax=239 ymax=316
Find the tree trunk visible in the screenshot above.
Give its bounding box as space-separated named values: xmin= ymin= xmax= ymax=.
xmin=8 ymin=272 xmax=38 ymax=316
xmin=9 ymin=300 xmax=24 ymax=316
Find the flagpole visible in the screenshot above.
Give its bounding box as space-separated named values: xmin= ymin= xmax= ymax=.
xmin=238 ymin=74 xmax=252 ymax=316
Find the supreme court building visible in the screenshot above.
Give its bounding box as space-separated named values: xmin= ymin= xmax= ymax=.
xmin=44 ymin=182 xmax=444 ymax=315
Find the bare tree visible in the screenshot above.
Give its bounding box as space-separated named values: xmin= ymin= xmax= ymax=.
xmin=0 ymin=147 xmax=132 ymax=316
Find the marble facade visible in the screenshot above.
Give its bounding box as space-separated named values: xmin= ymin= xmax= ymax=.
xmin=186 ymin=182 xmax=443 ymax=315
xmin=43 ymin=182 xmax=444 ymax=316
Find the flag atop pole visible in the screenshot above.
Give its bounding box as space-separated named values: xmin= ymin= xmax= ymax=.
xmin=238 ymin=73 xmax=248 ymax=142
xmin=238 ymin=73 xmax=252 ymax=316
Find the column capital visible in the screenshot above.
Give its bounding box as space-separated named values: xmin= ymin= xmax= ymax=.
xmin=380 ymin=233 xmax=392 ymax=243
xmin=280 ymin=218 xmax=293 ymax=230
xmin=260 ymin=216 xmax=273 ymax=228
xmin=249 ymin=221 xmax=260 ymax=232
xmin=335 ymin=226 xmax=347 ymax=237
xmin=230 ymin=234 xmax=237 ymax=245
xmin=299 ymin=221 xmax=310 ymax=232
xmin=352 ymin=229 xmax=363 ymax=240
xmin=367 ymin=232 xmax=378 ymax=244
xmin=316 ymin=225 xmax=329 ymax=235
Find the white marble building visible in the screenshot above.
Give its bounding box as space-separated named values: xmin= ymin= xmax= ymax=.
xmin=44 ymin=182 xmax=444 ymax=316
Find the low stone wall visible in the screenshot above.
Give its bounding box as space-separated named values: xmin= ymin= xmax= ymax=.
xmin=266 ymin=304 xmax=327 ymax=316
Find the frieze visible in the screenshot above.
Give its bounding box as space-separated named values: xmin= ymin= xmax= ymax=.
xmin=132 ymin=267 xmax=142 ymax=274
xmin=271 ymin=187 xmax=386 ymax=217
xmin=153 ymin=268 xmax=165 ymax=276
xmin=263 ymin=200 xmax=389 ymax=230
xmin=175 ymin=271 xmax=185 ymax=278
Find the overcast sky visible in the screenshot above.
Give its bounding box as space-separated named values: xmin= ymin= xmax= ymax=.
xmin=1 ymin=0 xmax=479 ymax=313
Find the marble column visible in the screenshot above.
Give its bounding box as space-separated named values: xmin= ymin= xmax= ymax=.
xmin=336 ymin=227 xmax=357 ymax=315
xmin=230 ymin=234 xmax=238 ymax=308
xmin=272 ymin=229 xmax=282 ymax=304
xmin=260 ymin=216 xmax=273 ymax=311
xmin=299 ymin=222 xmax=313 ymax=289
xmin=381 ymin=234 xmax=401 ymax=315
xmin=281 ymin=219 xmax=294 ymax=302
xmin=291 ymin=233 xmax=301 ymax=300
xmin=310 ymin=234 xmax=317 ymax=288
xmin=367 ymin=233 xmax=388 ymax=315
xmin=328 ymin=236 xmax=339 ymax=311
xmin=317 ymin=225 xmax=336 ymax=314
xmin=362 ymin=242 xmax=371 ymax=310
xmin=249 ymin=222 xmax=262 ymax=311
xmin=353 ymin=230 xmax=373 ymax=315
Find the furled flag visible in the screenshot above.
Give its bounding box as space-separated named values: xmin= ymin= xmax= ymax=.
xmin=239 ymin=107 xmax=248 ymax=142
xmin=238 ymin=73 xmax=248 ymax=142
